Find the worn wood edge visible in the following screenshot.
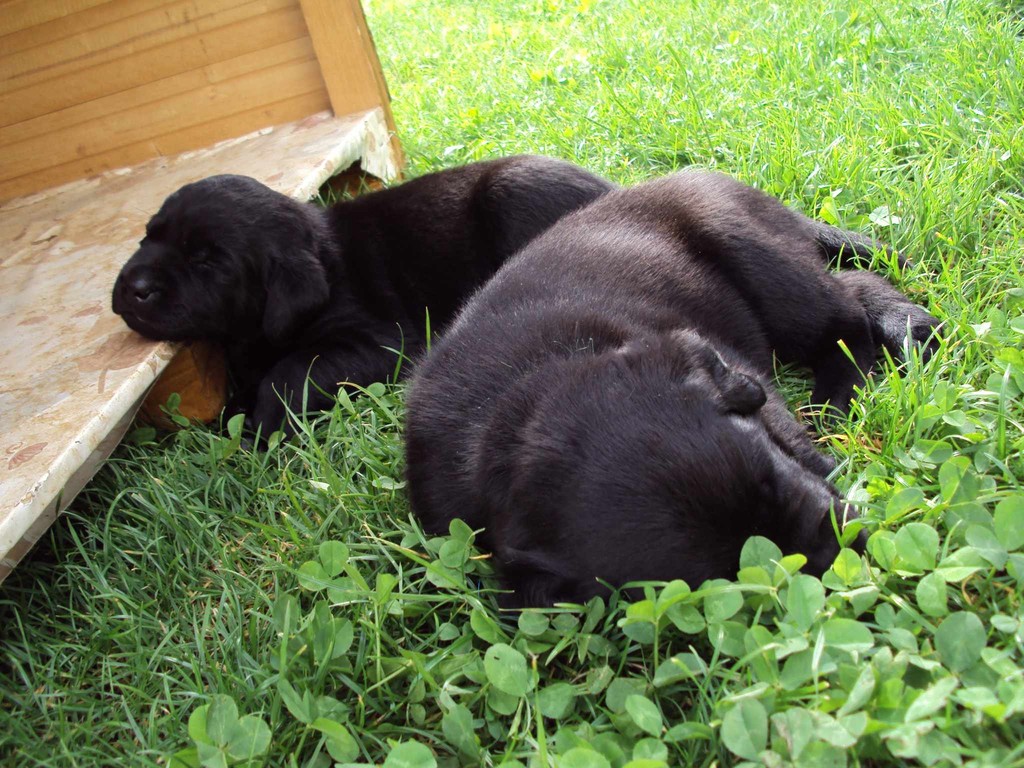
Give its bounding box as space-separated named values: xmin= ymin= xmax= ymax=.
xmin=0 ymin=341 xmax=176 ymax=581
xmin=0 ymin=393 xmax=144 ymax=585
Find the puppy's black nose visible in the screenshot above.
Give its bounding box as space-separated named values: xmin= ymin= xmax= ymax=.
xmin=126 ymin=274 xmax=160 ymax=304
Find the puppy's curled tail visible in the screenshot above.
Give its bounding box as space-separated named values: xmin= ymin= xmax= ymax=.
xmin=813 ymin=222 xmax=908 ymax=270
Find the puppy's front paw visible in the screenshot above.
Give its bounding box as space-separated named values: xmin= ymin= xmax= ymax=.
xmin=908 ymin=310 xmax=941 ymax=363
xmin=242 ymin=413 xmax=280 ymax=450
xmin=879 ymin=304 xmax=941 ymax=363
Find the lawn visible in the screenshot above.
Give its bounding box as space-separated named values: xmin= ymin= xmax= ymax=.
xmin=2 ymin=0 xmax=1023 ymax=765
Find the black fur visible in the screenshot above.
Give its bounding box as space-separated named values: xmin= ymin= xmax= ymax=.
xmin=111 ymin=156 xmax=613 ymax=435
xmin=405 ymin=170 xmax=939 ymax=608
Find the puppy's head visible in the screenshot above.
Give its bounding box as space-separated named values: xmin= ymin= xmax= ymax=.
xmin=482 ymin=329 xmax=857 ymax=606
xmin=112 ymin=175 xmax=330 ymax=344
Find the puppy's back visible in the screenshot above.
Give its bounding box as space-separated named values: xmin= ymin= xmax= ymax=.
xmin=331 ymin=156 xmax=614 ymax=334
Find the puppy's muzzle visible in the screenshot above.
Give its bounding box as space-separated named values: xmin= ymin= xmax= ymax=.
xmin=124 ymin=273 xmax=159 ymax=303
xmin=112 ymin=259 xmax=164 ymax=318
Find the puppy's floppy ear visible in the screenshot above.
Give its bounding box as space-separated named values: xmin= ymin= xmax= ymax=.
xmin=262 ymin=246 xmax=329 ymax=344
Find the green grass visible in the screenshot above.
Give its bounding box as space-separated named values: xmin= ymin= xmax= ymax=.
xmin=2 ymin=0 xmax=1023 ymax=765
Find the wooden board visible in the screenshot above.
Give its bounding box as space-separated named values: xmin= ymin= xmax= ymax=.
xmin=0 ymin=108 xmax=400 ymax=583
xmin=0 ymin=0 xmax=400 ymax=201
xmin=300 ymin=0 xmax=404 ymax=166
xmin=2 ymin=2 xmax=308 ymax=125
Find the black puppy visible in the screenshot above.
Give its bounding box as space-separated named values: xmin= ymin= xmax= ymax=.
xmin=405 ymin=170 xmax=939 ymax=607
xmin=112 ymin=156 xmax=613 ymax=436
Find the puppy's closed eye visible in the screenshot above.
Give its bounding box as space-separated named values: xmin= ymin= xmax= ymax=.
xmin=189 ymin=245 xmax=214 ymax=264
xmin=179 ymin=234 xmax=219 ymax=265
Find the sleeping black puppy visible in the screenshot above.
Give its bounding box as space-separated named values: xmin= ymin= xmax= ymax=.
xmin=111 ymin=156 xmax=613 ymax=437
xmin=405 ymin=170 xmax=939 ymax=608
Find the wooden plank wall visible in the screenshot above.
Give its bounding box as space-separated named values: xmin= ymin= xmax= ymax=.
xmin=0 ymin=0 xmax=399 ymax=202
